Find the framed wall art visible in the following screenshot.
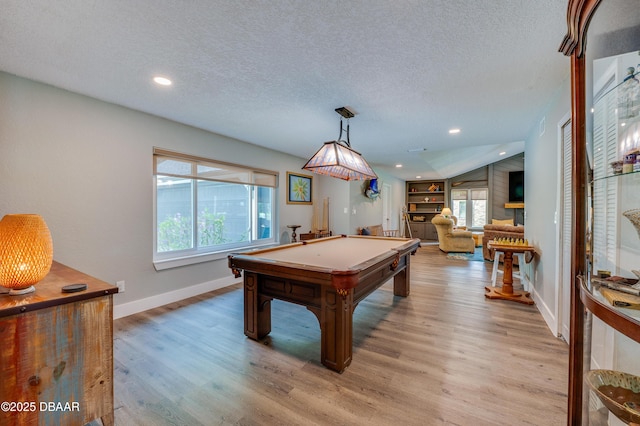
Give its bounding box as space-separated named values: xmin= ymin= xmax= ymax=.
xmin=287 ymin=172 xmax=312 ymax=204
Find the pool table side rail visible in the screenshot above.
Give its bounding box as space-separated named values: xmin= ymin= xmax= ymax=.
xmin=228 ymin=234 xmax=416 ymax=257
xmin=228 ymin=237 xmax=420 ymax=291
xmin=245 ymin=251 xmax=412 ymax=314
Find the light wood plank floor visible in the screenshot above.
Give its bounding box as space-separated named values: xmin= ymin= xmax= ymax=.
xmin=109 ymin=244 xmax=568 ymax=425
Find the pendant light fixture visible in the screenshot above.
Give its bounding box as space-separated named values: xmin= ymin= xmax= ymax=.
xmin=302 ymin=107 xmax=377 ymax=181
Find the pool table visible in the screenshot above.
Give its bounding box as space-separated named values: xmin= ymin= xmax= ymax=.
xmin=228 ymin=234 xmax=420 ymax=372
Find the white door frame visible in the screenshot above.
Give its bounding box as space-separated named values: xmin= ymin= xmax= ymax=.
xmin=556 ymin=110 xmax=572 ymax=340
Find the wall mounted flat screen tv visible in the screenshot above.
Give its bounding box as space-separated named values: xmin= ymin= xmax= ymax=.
xmin=508 ymin=171 xmax=524 ymax=202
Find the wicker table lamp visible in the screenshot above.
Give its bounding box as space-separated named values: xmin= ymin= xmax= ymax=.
xmin=0 ymin=214 xmax=53 ymax=295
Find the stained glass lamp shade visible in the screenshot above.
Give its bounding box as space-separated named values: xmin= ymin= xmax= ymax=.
xmin=0 ymin=214 xmax=53 ymax=295
xmin=303 ymin=141 xmax=377 ymax=181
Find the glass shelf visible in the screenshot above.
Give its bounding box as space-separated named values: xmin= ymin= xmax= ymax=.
xmin=580 ymin=275 xmax=640 ymax=344
xmin=594 ymin=168 xmax=640 ymax=182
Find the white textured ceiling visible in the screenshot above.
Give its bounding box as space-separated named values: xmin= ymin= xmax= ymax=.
xmin=0 ymin=0 xmax=569 ymax=180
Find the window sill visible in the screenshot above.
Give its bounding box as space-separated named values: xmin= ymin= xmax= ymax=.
xmin=153 ymin=242 xmax=278 ymax=271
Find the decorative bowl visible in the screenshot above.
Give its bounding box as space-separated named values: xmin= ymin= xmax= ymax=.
xmin=586 ymin=369 xmax=640 ymax=424
xmin=611 ymin=160 xmax=624 ymax=174
xmin=624 ymin=209 xmax=640 ymax=239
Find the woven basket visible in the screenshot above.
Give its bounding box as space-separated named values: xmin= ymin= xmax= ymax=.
xmin=0 ymin=214 xmax=53 ymax=290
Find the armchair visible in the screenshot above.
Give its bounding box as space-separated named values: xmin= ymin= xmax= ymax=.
xmin=431 ymin=216 xmax=475 ymax=253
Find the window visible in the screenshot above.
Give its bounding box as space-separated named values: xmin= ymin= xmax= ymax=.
xmin=451 ymin=188 xmax=488 ymax=229
xmin=153 ymin=148 xmax=277 ymax=269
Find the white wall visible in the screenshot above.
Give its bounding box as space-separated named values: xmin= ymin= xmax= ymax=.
xmin=347 ymin=172 xmax=405 ymax=234
xmin=308 ymin=175 xmax=349 ymax=235
xmin=0 ymin=71 xmax=367 ymax=317
xmin=524 ymin=74 xmax=571 ymax=335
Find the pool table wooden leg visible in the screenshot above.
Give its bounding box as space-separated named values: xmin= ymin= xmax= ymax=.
xmin=319 ymin=287 xmax=353 ymax=373
xmin=244 ymin=272 xmax=271 ymax=340
xmin=393 ymin=258 xmax=410 ymax=297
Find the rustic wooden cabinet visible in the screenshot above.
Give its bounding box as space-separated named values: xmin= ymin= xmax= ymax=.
xmin=0 ymin=261 xmax=118 ymax=426
xmin=560 ymin=0 xmax=640 ymax=424
xmin=405 ymin=180 xmax=448 ymax=240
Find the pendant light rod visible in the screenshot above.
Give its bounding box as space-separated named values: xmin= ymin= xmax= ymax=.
xmin=336 ymin=106 xmax=355 ymax=147
xmin=346 ymin=121 xmax=350 ymax=147
xmin=338 ymin=119 xmax=351 ymax=147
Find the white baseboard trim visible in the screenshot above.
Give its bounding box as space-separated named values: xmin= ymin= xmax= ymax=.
xmin=113 ymin=275 xmax=240 ymax=319
xmin=533 ymin=288 xmax=561 ymax=339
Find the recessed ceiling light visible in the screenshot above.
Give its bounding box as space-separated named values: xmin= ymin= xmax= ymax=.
xmin=449 ymin=128 xmax=461 ymax=134
xmin=407 ymin=148 xmax=426 ymax=152
xmin=416 ymin=175 xmax=422 ymax=179
xmin=621 ymin=122 xmax=626 ymax=127
xmin=153 ymin=76 xmax=172 ymax=86
xmin=395 ymin=164 xmax=403 ymax=168
xmin=499 ymin=151 xmax=506 ymax=156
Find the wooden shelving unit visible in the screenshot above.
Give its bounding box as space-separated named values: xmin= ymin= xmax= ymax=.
xmin=405 ymin=180 xmax=448 ymax=240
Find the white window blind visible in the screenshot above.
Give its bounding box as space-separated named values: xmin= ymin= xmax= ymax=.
xmin=153 ymin=148 xmax=277 ymax=187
